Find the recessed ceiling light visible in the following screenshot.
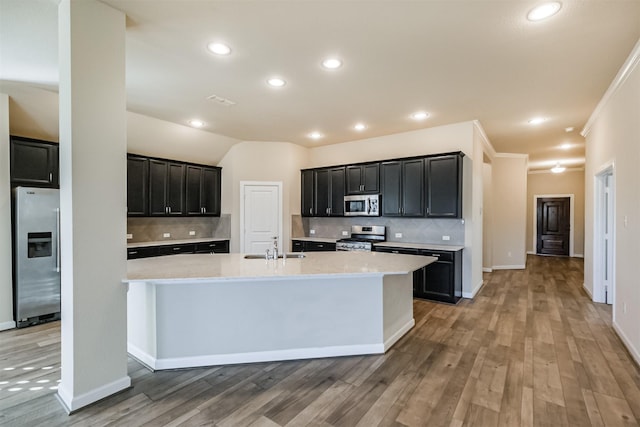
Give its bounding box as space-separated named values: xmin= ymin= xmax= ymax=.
xmin=267 ymin=77 xmax=286 ymax=87
xmin=207 ymin=42 xmax=231 ymax=55
xmin=308 ymin=131 xmax=323 ymax=140
xmin=527 ymin=2 xmax=562 ymax=21
xmin=411 ymin=111 xmax=430 ymax=121
xmin=560 ymin=143 xmax=571 ymax=150
xmin=353 ymin=123 xmax=367 ymax=131
xmin=551 ymin=162 xmax=566 ymax=173
xmin=322 ymin=58 xmax=342 ymax=69
xmin=565 ymin=126 xmax=574 ymax=132
xmin=189 ymin=119 xmax=205 ymax=128
xmin=528 ymin=117 xmax=546 ymax=125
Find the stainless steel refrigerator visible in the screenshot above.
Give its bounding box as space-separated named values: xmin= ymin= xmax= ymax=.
xmin=13 ymin=186 xmax=61 ymax=328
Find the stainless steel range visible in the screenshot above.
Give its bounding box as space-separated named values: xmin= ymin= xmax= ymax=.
xmin=336 ymin=225 xmax=386 ymax=251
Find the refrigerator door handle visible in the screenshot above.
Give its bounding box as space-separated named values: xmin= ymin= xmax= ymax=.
xmin=55 ymin=208 xmax=61 ymax=273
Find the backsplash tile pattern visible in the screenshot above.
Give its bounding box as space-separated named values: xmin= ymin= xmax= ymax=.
xmin=127 ymin=214 xmax=231 ymax=243
xmin=300 ymin=216 xmax=464 ymax=245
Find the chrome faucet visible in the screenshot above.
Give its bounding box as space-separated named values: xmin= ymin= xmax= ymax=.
xmin=272 ymin=236 xmax=278 ymax=260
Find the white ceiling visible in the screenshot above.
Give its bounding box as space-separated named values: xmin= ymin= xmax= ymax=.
xmin=2 ymin=0 xmax=639 ymax=170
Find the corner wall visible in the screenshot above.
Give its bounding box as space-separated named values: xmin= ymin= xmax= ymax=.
xmin=583 ymin=39 xmax=640 ymax=365
xmin=492 ymin=154 xmax=528 ymax=269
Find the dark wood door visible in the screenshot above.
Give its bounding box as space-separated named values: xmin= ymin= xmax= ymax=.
xmin=148 ymin=159 xmax=168 ymax=216
xmin=329 ymin=167 xmax=345 ymax=216
xmin=537 ymin=197 xmax=570 ymax=256
xmin=315 ymin=169 xmax=330 ymax=216
xmin=301 ymin=170 xmax=314 ymax=217
xmin=166 ymin=162 xmax=185 ymax=215
xmin=346 ymin=165 xmax=363 ymax=194
xmin=185 ymin=165 xmax=203 ymax=215
xmin=127 ymin=156 xmax=148 ymax=216
xmin=401 ymin=159 xmax=424 ymax=217
xmin=381 ymin=161 xmax=402 ymax=216
xmin=201 ymin=167 xmax=221 ymax=216
xmin=10 ymin=137 xmax=59 ymax=188
xmin=426 ymin=154 xmax=462 ymax=218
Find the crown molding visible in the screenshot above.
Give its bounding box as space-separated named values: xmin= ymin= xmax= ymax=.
xmin=495 ymin=152 xmax=529 ymax=159
xmin=528 ymin=167 xmax=585 ymax=175
xmin=582 ymin=38 xmax=640 ymax=137
xmin=472 ymin=120 xmax=496 ymax=161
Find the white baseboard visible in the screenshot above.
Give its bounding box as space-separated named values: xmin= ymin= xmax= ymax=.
xmin=482 ymin=267 xmax=493 ymax=273
xmin=383 ymin=319 xmax=415 ymax=351
xmin=463 ymin=279 xmax=485 ymax=299
xmin=582 ymin=283 xmax=593 ymax=299
xmin=527 ymin=251 xmax=535 ymax=255
xmin=492 ymin=264 xmax=526 ymax=270
xmin=612 ymin=322 xmax=640 ymax=367
xmin=0 ymin=320 xmax=16 ymax=331
xmin=130 ymin=342 xmax=392 ymax=371
xmin=573 ymin=253 xmax=584 ymax=258
xmin=57 ymin=375 xmax=131 ymax=413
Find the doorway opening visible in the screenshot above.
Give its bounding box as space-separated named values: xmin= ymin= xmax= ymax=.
xmin=533 ymin=194 xmax=574 ymax=257
xmin=239 ymin=181 xmax=283 ymax=255
xmin=594 ymin=167 xmax=614 ymax=305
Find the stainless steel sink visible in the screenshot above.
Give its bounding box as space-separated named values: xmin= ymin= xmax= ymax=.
xmin=243 ymin=253 xmax=306 ymax=259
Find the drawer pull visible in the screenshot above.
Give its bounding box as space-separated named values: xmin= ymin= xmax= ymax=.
xmin=129 ymin=251 xmax=137 ymax=255
xmin=431 ymin=254 xmax=440 ymax=257
xmin=173 ymin=247 xmax=181 ymax=251
xmin=392 ymin=250 xmax=400 ymax=254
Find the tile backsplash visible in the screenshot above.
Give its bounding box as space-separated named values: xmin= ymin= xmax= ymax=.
xmin=292 ymin=215 xmax=464 ymax=246
xmin=127 ymin=214 xmax=230 ymax=243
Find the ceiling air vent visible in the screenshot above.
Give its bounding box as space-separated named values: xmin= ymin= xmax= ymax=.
xmin=206 ymin=94 xmax=236 ymax=107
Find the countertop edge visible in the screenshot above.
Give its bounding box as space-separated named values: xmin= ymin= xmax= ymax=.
xmin=128 ymin=238 xmax=229 ymax=249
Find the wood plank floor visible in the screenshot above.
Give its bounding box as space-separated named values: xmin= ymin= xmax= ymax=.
xmin=1 ymin=255 xmax=639 ymax=426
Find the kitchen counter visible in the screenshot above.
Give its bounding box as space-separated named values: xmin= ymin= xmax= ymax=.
xmin=374 ymin=242 xmax=464 ymax=251
xmin=125 ymin=252 xmax=435 ymax=370
xmin=127 ymin=237 xmax=228 ymax=249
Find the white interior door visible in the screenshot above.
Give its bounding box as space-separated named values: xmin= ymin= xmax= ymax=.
xmin=241 ymin=182 xmax=282 ymax=254
xmin=594 ymin=168 xmax=614 ymax=305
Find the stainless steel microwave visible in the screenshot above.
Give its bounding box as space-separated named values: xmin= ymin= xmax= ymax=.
xmin=344 ymin=194 xmax=380 ymax=216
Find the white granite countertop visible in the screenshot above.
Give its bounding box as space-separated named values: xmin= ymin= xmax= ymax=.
xmin=373 ymin=242 xmax=464 ymax=251
xmin=126 ymin=251 xmax=435 ymax=283
xmin=128 ymin=238 xmax=229 ymax=249
xmin=291 ymin=237 xmax=338 ymax=243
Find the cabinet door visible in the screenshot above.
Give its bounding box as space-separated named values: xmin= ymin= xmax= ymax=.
xmin=426 ymin=155 xmax=462 ymax=218
xmin=402 ymin=159 xmax=424 ymax=217
xmin=195 ymin=240 xmax=228 ymax=253
xmin=305 ymin=241 xmax=336 ymax=252
xmin=422 ymin=260 xmax=455 ymax=303
xmin=10 ymin=138 xmax=58 ymax=187
xmin=201 ymin=167 xmax=221 ymax=216
xmin=292 ymin=240 xmax=304 ymax=252
xmin=362 ymin=163 xmax=380 ymax=193
xmin=185 ymin=165 xmax=203 ymax=215
xmin=346 ymin=166 xmax=363 ymax=194
xmin=166 ymin=162 xmax=185 ymax=215
xmin=315 ymin=169 xmax=330 ymax=216
xmin=381 ymin=161 xmax=402 ymax=216
xmin=127 ymin=156 xmax=148 ymax=216
xmin=329 ymin=167 xmax=345 ymax=216
xmin=301 ymin=170 xmax=314 ymax=217
xmin=148 ymin=160 xmax=168 ymax=216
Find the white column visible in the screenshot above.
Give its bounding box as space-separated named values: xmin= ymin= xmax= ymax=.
xmin=57 ymin=0 xmax=130 ymax=412
xmin=0 ymin=93 xmax=15 ymax=330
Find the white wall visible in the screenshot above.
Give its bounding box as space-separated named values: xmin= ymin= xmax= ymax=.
xmin=492 ymin=154 xmax=528 ymax=269
xmin=583 ymin=39 xmax=640 ymax=365
xmin=219 ymin=141 xmax=309 ymax=253
xmin=0 ymin=94 xmax=15 ymax=330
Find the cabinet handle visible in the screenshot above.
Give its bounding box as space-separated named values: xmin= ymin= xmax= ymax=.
xmin=173 ymin=247 xmax=181 ymax=251
xmin=392 ymin=250 xmax=399 ymax=254
xmin=431 ymin=254 xmax=440 ymax=257
xmin=168 ymin=206 xmax=172 ymax=214
xmin=203 ymin=207 xmax=206 ymax=213
xmin=49 ymin=172 xmax=53 ymax=183
xmin=129 ymin=251 xmax=138 ymax=255
xmin=309 ymin=208 xmax=312 ymax=215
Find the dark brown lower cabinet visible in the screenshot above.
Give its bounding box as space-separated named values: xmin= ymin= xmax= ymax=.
xmin=291 ymin=240 xmax=336 ymax=252
xmin=127 ymin=240 xmax=229 ymax=259
xmin=374 ymin=245 xmax=462 ymax=303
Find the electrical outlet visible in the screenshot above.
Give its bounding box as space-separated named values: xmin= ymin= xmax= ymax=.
xmin=163 ymin=233 xmax=171 ymax=238
xmin=442 ymin=235 xmax=450 ymax=241
xmin=342 ymin=231 xmax=349 ymax=236
xmin=310 ymin=229 xmax=316 ymax=235
xmin=395 ymin=233 xmax=403 ymax=238
xmin=189 ymin=231 xmax=196 ymax=236
xmin=126 ymin=234 xmax=133 ymax=240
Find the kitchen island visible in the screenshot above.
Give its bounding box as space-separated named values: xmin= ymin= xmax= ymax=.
xmin=125 ymin=252 xmax=435 ymax=370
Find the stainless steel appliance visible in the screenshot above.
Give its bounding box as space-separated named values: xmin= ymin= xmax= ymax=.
xmin=13 ymin=187 xmax=61 ymax=328
xmin=336 ymin=225 xmax=386 ymax=251
xmin=344 ymin=194 xmax=380 ymax=217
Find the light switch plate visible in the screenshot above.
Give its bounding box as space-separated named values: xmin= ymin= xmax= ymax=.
xmin=163 ymin=233 xmax=171 ymax=238
xmin=395 ymin=233 xmax=403 ymax=238
xmin=189 ymin=231 xmax=196 ymax=236
xmin=342 ymin=231 xmax=349 ymax=236
xmin=442 ymin=235 xmax=450 ymax=241
xmin=310 ymin=229 xmax=316 ymax=235
xmin=126 ymin=234 xmax=133 ymax=240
